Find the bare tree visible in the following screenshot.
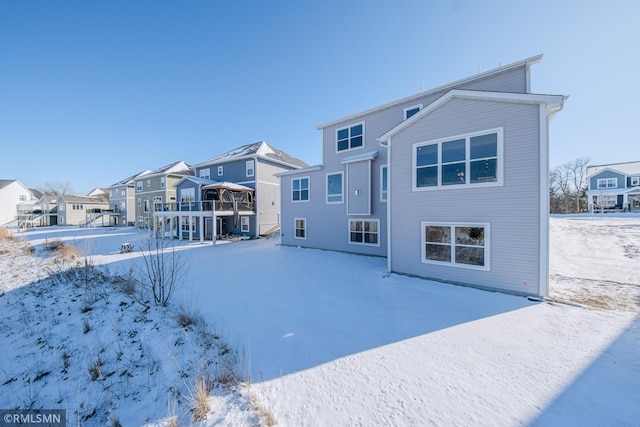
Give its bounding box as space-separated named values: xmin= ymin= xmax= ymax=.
xmin=36 ymin=181 xmax=74 ymax=197
xmin=567 ymin=156 xmax=591 ymax=213
xmin=549 ymin=157 xmax=592 ymax=213
xmin=134 ymin=234 xmax=187 ymax=307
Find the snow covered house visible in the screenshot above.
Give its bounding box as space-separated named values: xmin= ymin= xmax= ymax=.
xmin=107 ymin=170 xmax=152 ymax=226
xmin=153 ymin=141 xmax=307 ymax=242
xmin=278 ymin=54 xmax=567 ymax=296
xmin=56 ymin=194 xmax=110 ymax=226
xmin=134 ymin=161 xmax=193 ymax=229
xmin=0 ymin=179 xmax=36 ymax=226
xmin=586 ymin=161 xmax=640 ymax=212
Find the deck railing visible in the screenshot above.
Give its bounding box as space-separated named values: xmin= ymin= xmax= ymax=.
xmin=156 ymin=200 xmax=255 ymax=213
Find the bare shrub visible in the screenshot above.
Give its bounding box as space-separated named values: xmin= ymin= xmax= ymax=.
xmin=187 ymin=376 xmax=212 ymax=421
xmin=0 ymin=227 xmax=14 ymax=241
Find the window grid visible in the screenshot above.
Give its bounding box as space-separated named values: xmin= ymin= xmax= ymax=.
xmin=421 ymin=222 xmax=489 ymax=270
xmin=349 ymin=219 xmax=380 ymax=246
xmin=326 ymin=172 xmax=343 ymax=204
xmin=337 ymin=123 xmax=364 ymax=152
xmin=292 ymin=177 xmax=309 ymax=202
xmin=294 ymin=218 xmax=306 ymax=239
xmin=597 ymin=178 xmax=617 ymax=189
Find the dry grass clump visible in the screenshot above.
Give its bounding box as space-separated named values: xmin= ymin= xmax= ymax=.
xmin=45 ymin=239 xmax=79 ymax=260
xmin=188 ymin=376 xmax=213 ymax=421
xmin=0 ymin=227 xmax=15 ymax=241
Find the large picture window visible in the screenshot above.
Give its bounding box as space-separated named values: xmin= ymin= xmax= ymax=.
xmin=597 ymin=178 xmax=617 ymax=189
xmin=292 ymin=177 xmax=309 ymax=202
xmin=421 ymin=222 xmax=489 ymax=270
xmin=337 ymin=123 xmax=364 ymax=152
xmin=414 ymin=128 xmax=502 ymax=190
xmin=349 ymin=219 xmax=380 ymax=246
xmin=326 ymin=172 xmax=343 ymax=203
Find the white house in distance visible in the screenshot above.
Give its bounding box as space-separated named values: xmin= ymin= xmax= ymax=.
xmin=586 ymin=161 xmax=640 ymax=212
xmin=0 ymin=179 xmax=35 ymax=225
xmin=278 ymin=54 xmax=566 ymax=297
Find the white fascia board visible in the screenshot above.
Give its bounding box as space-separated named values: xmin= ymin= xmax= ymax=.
xmin=340 ymin=151 xmax=378 ymax=164
xmin=316 ymin=54 xmax=544 ymax=130
xmin=378 ymin=90 xmax=567 ymax=143
xmin=274 ymin=165 xmax=323 ymax=177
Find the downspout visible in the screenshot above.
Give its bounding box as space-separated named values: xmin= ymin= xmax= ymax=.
xmin=538 ymin=104 xmax=550 ymax=297
xmin=385 ymin=136 xmax=392 ymax=273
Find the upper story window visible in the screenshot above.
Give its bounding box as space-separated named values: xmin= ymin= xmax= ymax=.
xmin=160 ymin=177 xmax=166 ymax=189
xmin=246 ymin=160 xmax=255 ymax=177
xmin=404 ymin=104 xmax=422 ymax=119
xmin=337 ymin=122 xmax=364 ymax=152
xmin=597 ymin=178 xmax=617 ymax=189
xmin=199 ymin=168 xmax=210 ymax=180
xmin=414 ymin=128 xmax=502 ymax=191
xmin=326 ymin=172 xmax=343 ymax=203
xmin=381 ymin=166 xmax=388 ymax=201
xmin=631 ymin=176 xmax=640 ymax=186
xmin=146 ymin=179 xmax=151 ymax=188
xmin=292 ymin=177 xmax=309 ymax=202
xmin=180 ymin=188 xmax=195 ymax=204
xmin=218 ymin=166 xmax=224 ymax=176
xmin=121 ymin=189 xmax=125 ymax=196
xmin=19 ymin=195 xmax=27 ymax=201
xmin=136 ymin=182 xmax=142 ymax=192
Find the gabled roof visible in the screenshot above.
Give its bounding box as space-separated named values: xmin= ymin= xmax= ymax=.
xmin=109 ymin=169 xmax=153 ymax=187
xmin=29 ymin=188 xmax=43 ymax=199
xmin=587 ymin=161 xmax=640 ymax=178
xmin=173 ymin=176 xmax=219 ymax=188
xmin=195 ymin=141 xmax=308 ymax=169
xmin=141 ymin=161 xmax=194 ymax=179
xmin=58 ymin=194 xmax=109 ymax=203
xmin=0 ymin=179 xmax=32 ymax=194
xmin=317 ymin=54 xmax=544 ymax=130
xmin=202 ymin=181 xmax=254 ymax=192
xmin=378 ymin=89 xmax=567 ymax=143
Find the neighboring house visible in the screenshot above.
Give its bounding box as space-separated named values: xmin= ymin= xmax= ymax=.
xmin=0 ymin=179 xmax=35 ymax=225
xmin=134 ymin=161 xmax=193 ymax=229
xmin=155 ymin=141 xmax=307 ymax=242
xmin=586 ymin=161 xmax=640 ymax=212
xmin=278 ymin=54 xmax=566 ymax=296
xmin=56 ymin=194 xmax=110 ymax=226
xmin=107 ymin=170 xmax=152 ymax=226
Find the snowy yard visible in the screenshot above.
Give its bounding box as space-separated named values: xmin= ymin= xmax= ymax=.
xmin=1 ymin=215 xmax=639 ymax=426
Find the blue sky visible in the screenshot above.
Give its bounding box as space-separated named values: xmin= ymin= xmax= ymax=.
xmin=1 ymin=1 xmax=638 ymax=194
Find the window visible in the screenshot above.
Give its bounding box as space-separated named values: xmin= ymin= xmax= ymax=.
xmin=422 ymin=222 xmax=489 ymax=270
xmin=136 ymin=182 xmax=142 ymax=192
xmin=630 ymin=177 xmax=639 ymax=186
xmin=180 ymin=188 xmax=195 ymax=204
xmin=246 ymin=160 xmax=255 ymax=177
xmin=381 ymin=166 xmax=388 ymax=201
xmin=414 ymin=128 xmax=502 ymax=190
xmin=137 ymin=199 xmax=141 ymax=207
xmin=143 ymin=200 xmax=150 ymax=213
xmin=19 ymin=195 xmax=27 ymax=201
xmin=181 ymin=217 xmax=195 ymax=231
xmin=326 ymin=172 xmax=343 ymax=203
xmin=292 ymin=177 xmax=309 ymax=202
xmin=349 ymin=219 xmax=379 ymax=246
xmin=597 ymin=178 xmax=617 ymax=189
xmin=147 ymin=179 xmax=151 ymax=188
xmin=110 ymin=190 xmax=114 ymax=197
xmin=160 ymin=177 xmax=166 ymax=189
xmin=153 ymin=196 xmax=162 ymax=210
xmin=294 ymin=218 xmax=306 ymax=239
xmin=337 ymin=122 xmax=364 ymax=152
xmin=121 ymin=189 xmax=125 ymax=196
xmin=199 ymin=168 xmax=210 ymax=180
xmin=218 ymin=166 xmax=224 ymax=176
xmin=404 ymin=104 xmax=422 ymax=119
xmin=595 ymin=195 xmax=617 ymax=207
xmin=241 ymin=216 xmax=250 ymax=233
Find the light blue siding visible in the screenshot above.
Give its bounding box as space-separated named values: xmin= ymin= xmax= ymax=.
xmin=589 ymin=170 xmax=626 ymax=190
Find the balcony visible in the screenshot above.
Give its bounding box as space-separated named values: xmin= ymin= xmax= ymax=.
xmin=155 ymin=200 xmax=255 ymax=213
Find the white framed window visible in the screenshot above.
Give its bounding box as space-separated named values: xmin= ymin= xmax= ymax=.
xmin=121 ymin=189 xmax=125 ymax=196
xmin=421 ymin=222 xmax=489 ymax=270
xmin=404 ymin=104 xmax=422 ymax=119
xmin=181 ymin=217 xmax=195 ymax=231
xmin=137 ymin=199 xmax=141 ymax=207
xmin=199 ymin=168 xmax=210 ymax=180
xmin=349 ymin=219 xmax=380 ymax=246
xmin=147 ymin=179 xmax=151 ymax=188
xmin=294 ymin=218 xmax=306 ymax=239
xmin=136 ymin=182 xmax=142 ymax=192
xmin=326 ymin=172 xmax=344 ymax=203
xmin=292 ymin=177 xmax=309 ymax=202
xmin=630 ymin=176 xmax=639 ymax=186
xmin=218 ymin=165 xmax=224 ymax=176
xmin=241 ymin=216 xmax=250 ymax=233
xmin=336 ymin=122 xmax=364 ymax=152
xmin=595 ymin=195 xmax=617 ymax=207
xmin=180 ymin=188 xmax=195 ymax=204
xmin=246 ymin=160 xmax=255 ymax=177
xmin=414 ymin=128 xmax=503 ymax=191
xmin=160 ymin=177 xmax=166 ymax=189
xmin=381 ymin=165 xmax=388 ymax=201
xmin=597 ymin=178 xmax=617 ymax=189
xmin=143 ymin=200 xmax=150 ymax=213
xmin=153 ymin=196 xmax=162 ymax=210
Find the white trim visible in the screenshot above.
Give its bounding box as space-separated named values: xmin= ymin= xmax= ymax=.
xmin=631 ymin=176 xmax=640 ymax=186
xmin=319 ymin=55 xmax=544 ymax=130
xmin=380 ymin=165 xmax=388 ymax=202
xmin=403 ymin=103 xmax=423 ymax=119
xmin=386 ymin=139 xmax=392 ymax=272
xmin=275 ymin=165 xmax=323 ymax=177
xmin=217 ymin=165 xmax=224 ymax=176
xmin=335 ymin=121 xmax=365 ymax=154
xmin=246 ymin=160 xmax=255 ymax=177
xmin=348 ymin=218 xmax=381 ymax=247
xmin=294 ymin=217 xmax=307 ymax=240
xmin=539 ymin=104 xmax=549 ymax=296
xmin=421 ymin=222 xmax=490 ymax=271
xmin=346 ymin=160 xmax=373 ymax=216
xmin=596 ymin=177 xmax=618 ymax=189
xmin=291 ymin=176 xmax=310 ymax=203
xmin=326 ymin=171 xmax=344 ymax=204
xmin=240 ymin=216 xmax=250 ymax=233
xmin=412 ymin=128 xmax=504 ymax=192
xmin=340 ymin=150 xmax=378 ymax=164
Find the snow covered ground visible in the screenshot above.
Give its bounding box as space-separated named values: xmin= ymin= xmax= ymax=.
xmin=1 ymin=215 xmax=639 ymax=426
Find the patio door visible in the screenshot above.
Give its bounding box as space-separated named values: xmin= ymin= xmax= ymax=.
xmin=205 ymin=218 xmax=213 ymax=239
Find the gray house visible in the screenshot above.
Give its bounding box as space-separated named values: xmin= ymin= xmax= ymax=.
xmin=154 ymin=141 xmax=307 ymax=242
xmin=279 ymin=54 xmax=566 ymax=296
xmin=586 ymin=161 xmax=640 ymax=212
xmin=107 ymin=170 xmax=152 ymax=226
